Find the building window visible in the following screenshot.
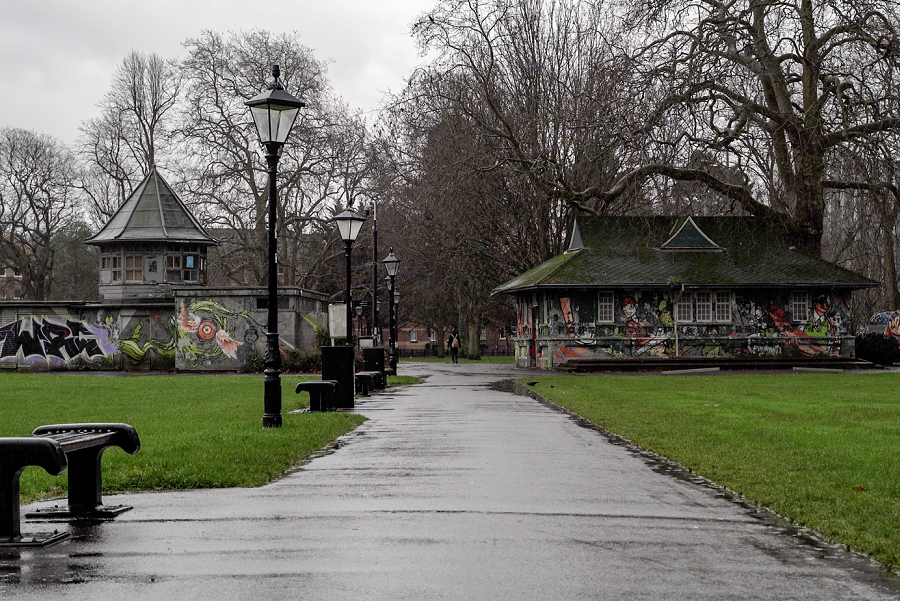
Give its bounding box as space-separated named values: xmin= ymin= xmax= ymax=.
xmin=410 ymin=330 xmax=418 ymax=343
xmin=695 ymin=291 xmax=712 ymax=322
xmin=166 ymin=254 xmax=182 ymax=283
xmin=598 ymin=291 xmax=614 ymax=323
xmin=481 ymin=328 xmax=487 ymax=340
xmin=125 ymin=256 xmax=143 ymax=282
xmin=676 ymin=294 xmax=692 ymax=322
xmin=791 ymin=291 xmax=809 ymax=323
xmin=714 ymin=291 xmax=732 ymax=322
xmin=102 ymin=255 xmax=122 ymax=283
xmin=428 ymin=329 xmax=436 ymax=342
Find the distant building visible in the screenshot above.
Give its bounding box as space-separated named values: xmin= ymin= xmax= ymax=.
xmin=0 ymin=168 xmax=328 ymax=372
xmin=494 ymin=216 xmax=879 ymax=369
xmin=86 ymin=167 xmax=219 ymax=302
xmin=0 ymin=266 xmax=22 ymax=300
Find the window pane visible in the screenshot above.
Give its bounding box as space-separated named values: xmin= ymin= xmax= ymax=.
xmin=598 ymin=292 xmax=614 ymax=322
xmin=676 ymin=294 xmax=692 ymax=322
xmin=791 ymin=291 xmax=809 ymax=322
xmin=695 ymin=291 xmax=712 ymax=322
xmin=715 ymin=292 xmax=731 ymax=322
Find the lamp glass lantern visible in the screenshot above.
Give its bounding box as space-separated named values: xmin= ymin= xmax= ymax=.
xmin=382 ymin=248 xmax=400 ymax=277
xmin=335 ymin=209 xmax=367 ymax=242
xmin=245 ymin=66 xmax=305 ymax=146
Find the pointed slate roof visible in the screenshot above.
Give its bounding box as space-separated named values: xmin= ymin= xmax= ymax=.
xmin=567 ymin=218 xmax=584 ymax=251
xmin=86 ymin=167 xmax=219 ymax=246
xmin=659 ymin=216 xmax=722 ymax=251
xmin=493 ymin=215 xmax=879 ymax=295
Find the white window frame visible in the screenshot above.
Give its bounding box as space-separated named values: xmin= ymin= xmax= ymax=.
xmin=410 ymin=330 xmax=418 ymax=343
xmin=695 ymin=291 xmax=713 ymax=323
xmin=714 ymin=291 xmax=732 ymax=323
xmin=791 ymin=291 xmax=810 ymax=323
xmin=676 ymin=293 xmax=693 ymax=322
xmin=597 ymin=291 xmax=614 ymax=323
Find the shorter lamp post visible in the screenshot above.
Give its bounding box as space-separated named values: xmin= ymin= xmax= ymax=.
xmin=355 ymin=303 xmax=364 ymax=338
xmin=245 ymin=64 xmax=305 ymax=429
xmin=382 ymin=248 xmax=399 ymax=374
xmin=334 ymin=209 xmax=367 ymax=345
xmin=393 ymin=290 xmax=400 ymax=362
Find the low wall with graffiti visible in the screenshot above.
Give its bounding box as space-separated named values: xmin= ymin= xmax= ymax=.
xmin=514 ymin=288 xmax=856 ymax=369
xmin=0 ymin=287 xmax=327 ymax=372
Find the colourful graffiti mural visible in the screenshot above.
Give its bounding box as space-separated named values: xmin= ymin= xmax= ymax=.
xmin=176 ymin=300 xmax=249 ymax=366
xmin=543 ymin=289 xmax=853 ymax=365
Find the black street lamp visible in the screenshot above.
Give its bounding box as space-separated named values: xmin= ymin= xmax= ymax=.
xmin=334 ymin=208 xmax=367 ymax=345
xmin=355 ymin=303 xmax=364 ymax=337
xmin=382 ymin=248 xmax=400 ymax=374
xmin=245 ymin=64 xmax=305 ymax=429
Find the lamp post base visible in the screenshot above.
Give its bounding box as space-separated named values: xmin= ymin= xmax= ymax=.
xmin=263 ymin=369 xmax=283 ymax=428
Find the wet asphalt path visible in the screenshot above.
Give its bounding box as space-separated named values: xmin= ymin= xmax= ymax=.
xmin=2 ymin=362 xmax=900 ymax=600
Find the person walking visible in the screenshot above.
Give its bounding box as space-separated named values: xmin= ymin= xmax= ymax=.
xmin=447 ymin=329 xmax=460 ymax=364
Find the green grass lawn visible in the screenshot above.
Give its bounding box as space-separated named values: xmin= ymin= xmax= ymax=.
xmin=0 ymin=373 xmax=367 ymax=504
xmin=526 ymin=372 xmax=900 ymax=568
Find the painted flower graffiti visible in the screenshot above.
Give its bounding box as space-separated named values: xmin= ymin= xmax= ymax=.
xmin=177 ymin=300 xmax=248 ymax=363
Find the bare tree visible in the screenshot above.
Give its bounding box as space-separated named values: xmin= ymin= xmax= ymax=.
xmin=410 ymin=0 xmax=632 ymax=263
xmin=600 ymin=0 xmax=900 ymax=256
xmin=80 ymin=50 xmax=181 ymax=225
xmin=0 ymin=128 xmax=81 ymax=300
xmin=179 ymin=30 xmax=369 ymax=291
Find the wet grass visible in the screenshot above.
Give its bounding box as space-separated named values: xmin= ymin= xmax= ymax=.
xmin=0 ymin=373 xmax=366 ymax=504
xmin=525 ymin=372 xmax=900 ymax=569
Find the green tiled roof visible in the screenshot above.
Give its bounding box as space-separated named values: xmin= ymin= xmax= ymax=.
xmin=493 ymin=216 xmax=878 ymax=294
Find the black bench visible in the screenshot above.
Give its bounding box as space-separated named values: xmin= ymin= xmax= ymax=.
xmin=0 ymin=423 xmax=140 ymax=548
xmin=296 ymin=380 xmax=341 ymax=412
xmin=355 ymin=372 xmax=382 ymax=396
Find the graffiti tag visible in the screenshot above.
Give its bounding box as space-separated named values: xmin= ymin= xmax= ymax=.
xmin=0 ymin=317 xmax=108 ymax=363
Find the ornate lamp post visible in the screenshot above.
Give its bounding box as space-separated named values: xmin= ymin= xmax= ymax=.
xmin=382 ymin=248 xmax=400 ymax=374
xmin=245 ymin=64 xmax=305 ymax=428
xmin=334 ymin=209 xmax=367 ymax=345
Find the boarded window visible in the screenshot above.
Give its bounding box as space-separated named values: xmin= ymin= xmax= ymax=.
xmin=125 ymin=256 xmax=142 ymax=282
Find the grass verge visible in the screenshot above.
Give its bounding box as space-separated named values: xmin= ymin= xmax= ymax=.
xmin=525 ymin=372 xmax=900 ymax=568
xmin=0 ymin=373 xmax=365 ymax=504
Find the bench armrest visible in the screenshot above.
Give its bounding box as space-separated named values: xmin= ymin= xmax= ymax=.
xmin=0 ymin=437 xmax=67 ymax=476
xmin=32 ymin=423 xmax=140 ymax=455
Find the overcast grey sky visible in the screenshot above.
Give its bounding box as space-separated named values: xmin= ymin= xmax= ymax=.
xmin=0 ymin=0 xmax=435 ymax=144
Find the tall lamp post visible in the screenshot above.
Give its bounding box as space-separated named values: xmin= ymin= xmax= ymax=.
xmin=245 ymin=64 xmax=305 ymax=429
xmin=382 ymin=248 xmax=400 ymax=374
xmin=334 ymin=209 xmax=367 ymax=345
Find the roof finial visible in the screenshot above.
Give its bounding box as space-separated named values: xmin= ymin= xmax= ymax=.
xmin=269 ymin=64 xmax=283 ymax=90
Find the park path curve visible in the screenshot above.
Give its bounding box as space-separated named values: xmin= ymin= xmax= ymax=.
xmin=2 ymin=361 xmax=899 ymax=600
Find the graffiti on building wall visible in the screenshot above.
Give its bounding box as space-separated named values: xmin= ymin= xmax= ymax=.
xmin=543 ymin=289 xmax=853 ymax=363
xmin=0 ymin=316 xmax=117 ymax=366
xmin=176 ymin=300 xmax=248 ymax=366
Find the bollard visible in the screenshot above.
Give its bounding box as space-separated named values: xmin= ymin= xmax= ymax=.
xmin=322 ymin=346 xmax=355 ymax=409
xmin=363 ymin=347 xmax=386 ymax=390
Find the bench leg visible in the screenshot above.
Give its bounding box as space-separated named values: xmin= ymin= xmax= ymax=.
xmin=0 ymin=466 xmax=68 ymax=547
xmin=309 ymin=390 xmax=323 ymax=412
xmin=25 ymin=447 xmax=132 ymax=520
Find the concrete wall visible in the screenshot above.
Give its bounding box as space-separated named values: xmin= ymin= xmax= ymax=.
xmin=0 ymin=287 xmax=327 ymax=372
xmin=514 ymin=288 xmax=856 ymax=369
